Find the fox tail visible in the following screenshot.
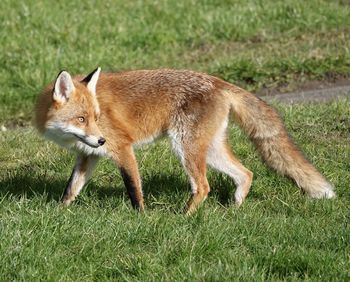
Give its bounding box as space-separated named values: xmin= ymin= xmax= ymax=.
xmin=226 ymin=87 xmax=335 ymax=198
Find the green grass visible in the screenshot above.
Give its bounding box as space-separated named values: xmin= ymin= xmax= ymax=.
xmin=1 ymin=0 xmax=350 ymax=280
xmin=1 ymin=101 xmax=349 ymax=280
xmin=1 ymin=0 xmax=350 ymax=124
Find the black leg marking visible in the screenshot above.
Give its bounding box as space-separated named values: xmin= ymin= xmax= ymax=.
xmin=119 ymin=167 xmax=142 ymax=210
xmin=62 ymin=168 xmax=76 ymax=202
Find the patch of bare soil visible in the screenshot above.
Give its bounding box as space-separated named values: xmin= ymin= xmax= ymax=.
xmin=260 ymin=76 xmax=350 ymax=104
xmin=257 ymin=75 xmax=350 ymax=97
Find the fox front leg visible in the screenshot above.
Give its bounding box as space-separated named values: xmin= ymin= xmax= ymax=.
xmin=62 ymin=154 xmax=99 ymax=205
xmin=112 ymin=146 xmax=144 ymax=211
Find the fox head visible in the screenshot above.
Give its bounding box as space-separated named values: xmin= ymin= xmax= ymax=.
xmin=35 ymin=68 xmax=106 ymax=153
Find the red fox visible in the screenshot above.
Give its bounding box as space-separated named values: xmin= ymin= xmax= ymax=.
xmin=35 ymin=68 xmax=335 ymax=213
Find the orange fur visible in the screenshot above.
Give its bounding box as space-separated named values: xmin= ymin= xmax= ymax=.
xmin=35 ymin=68 xmax=335 ymax=213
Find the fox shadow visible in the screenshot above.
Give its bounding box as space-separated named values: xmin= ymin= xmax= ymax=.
xmin=0 ymin=165 xmax=259 ymax=207
xmin=0 ymin=169 xmax=124 ymax=204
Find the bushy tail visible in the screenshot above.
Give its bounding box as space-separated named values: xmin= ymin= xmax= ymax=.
xmin=227 ymin=87 xmax=335 ymax=198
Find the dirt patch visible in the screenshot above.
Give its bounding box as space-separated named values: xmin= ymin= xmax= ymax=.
xmin=256 ymin=75 xmax=350 ymax=97
xmin=260 ymin=80 xmax=350 ymax=104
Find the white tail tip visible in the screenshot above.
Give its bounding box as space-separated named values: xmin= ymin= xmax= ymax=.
xmin=308 ymin=184 xmax=336 ymax=199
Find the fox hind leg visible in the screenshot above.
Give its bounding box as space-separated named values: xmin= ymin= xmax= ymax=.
xmin=207 ymin=140 xmax=253 ymax=207
xmin=171 ymin=136 xmax=211 ymax=214
xmin=183 ymin=151 xmax=211 ymax=215
xmin=62 ymin=154 xmax=99 ymax=205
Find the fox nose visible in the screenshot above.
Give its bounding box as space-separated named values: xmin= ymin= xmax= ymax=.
xmin=98 ymin=137 xmax=106 ymax=146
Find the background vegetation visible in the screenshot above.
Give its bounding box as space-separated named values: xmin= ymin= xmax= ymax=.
xmin=0 ymin=0 xmax=349 ymax=280
xmin=0 ymin=0 xmax=349 ymax=124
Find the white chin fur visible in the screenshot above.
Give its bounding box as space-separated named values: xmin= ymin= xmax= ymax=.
xmin=44 ymin=127 xmax=76 ymax=148
xmin=44 ymin=122 xmax=107 ymax=157
xmin=73 ymin=141 xmax=108 ymax=157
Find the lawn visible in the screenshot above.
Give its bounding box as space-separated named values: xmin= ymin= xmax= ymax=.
xmin=1 ymin=0 xmax=350 ymax=280
xmin=0 ymin=101 xmax=349 ymax=280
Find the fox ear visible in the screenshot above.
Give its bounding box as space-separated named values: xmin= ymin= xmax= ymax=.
xmin=81 ymin=67 xmax=101 ymax=95
xmin=53 ymin=71 xmax=75 ymax=103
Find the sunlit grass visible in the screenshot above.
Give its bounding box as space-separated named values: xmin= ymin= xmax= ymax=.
xmin=0 ymin=101 xmax=349 ymax=280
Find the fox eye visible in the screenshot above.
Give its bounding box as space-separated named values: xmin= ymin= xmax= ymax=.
xmin=78 ymin=117 xmax=85 ymax=123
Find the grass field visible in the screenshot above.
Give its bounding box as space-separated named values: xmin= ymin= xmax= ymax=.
xmin=1 ymin=0 xmax=350 ymax=280
xmin=1 ymin=101 xmax=349 ymax=280
xmin=1 ymin=0 xmax=350 ymax=124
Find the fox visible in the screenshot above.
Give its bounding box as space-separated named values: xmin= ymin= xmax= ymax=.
xmin=35 ymin=67 xmax=335 ymax=213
